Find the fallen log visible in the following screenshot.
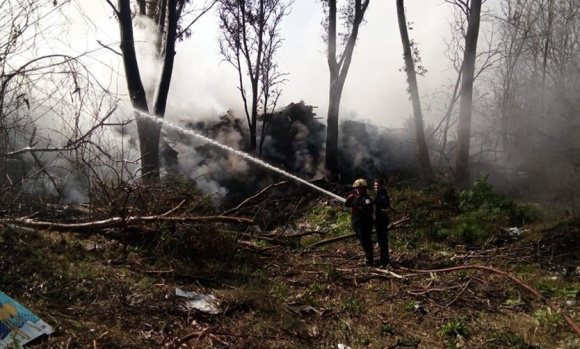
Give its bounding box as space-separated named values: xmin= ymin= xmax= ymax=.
xmin=304 ymin=217 xmax=411 ymax=250
xmin=1 ymin=214 xmax=254 ymax=232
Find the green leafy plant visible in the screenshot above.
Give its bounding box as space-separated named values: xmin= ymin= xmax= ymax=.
xmin=496 ymin=329 xmax=527 ymax=348
xmin=428 ymin=177 xmax=541 ymax=245
xmin=342 ymin=298 xmax=362 ymax=315
xmin=534 ymin=307 xmax=562 ymax=327
xmin=402 ymin=301 xmax=417 ymax=313
xmin=441 ymin=318 xmax=468 ymax=339
xmin=308 ymin=282 xmax=325 ymax=294
xmin=504 ymin=294 xmax=523 ymax=307
xmin=271 ymin=281 xmax=289 ymax=297
xmin=458 ymin=176 xmax=538 ymax=226
xmin=380 ymin=322 xmax=397 ymax=336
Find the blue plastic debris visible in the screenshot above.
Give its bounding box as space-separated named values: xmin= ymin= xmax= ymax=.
xmin=0 ymin=292 xmax=54 ymax=348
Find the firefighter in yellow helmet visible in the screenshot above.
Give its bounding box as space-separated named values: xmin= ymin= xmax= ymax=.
xmin=344 ymin=178 xmax=375 ymax=266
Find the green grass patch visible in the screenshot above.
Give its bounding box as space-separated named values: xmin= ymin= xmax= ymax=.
xmin=307 ymin=204 xmax=351 ymax=235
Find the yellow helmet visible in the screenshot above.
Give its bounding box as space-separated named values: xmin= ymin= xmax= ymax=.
xmin=352 ymin=178 xmax=368 ymax=188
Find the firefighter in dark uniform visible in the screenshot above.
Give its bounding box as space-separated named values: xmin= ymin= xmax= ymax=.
xmin=373 ymin=178 xmax=392 ymax=267
xmin=344 ymin=179 xmax=375 ymax=266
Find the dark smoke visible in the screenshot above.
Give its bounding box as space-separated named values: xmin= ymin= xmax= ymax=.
xmin=159 ymin=101 xmax=421 ymax=206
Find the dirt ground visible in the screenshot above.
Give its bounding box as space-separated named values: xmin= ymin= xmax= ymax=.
xmin=0 ymin=182 xmax=580 ymax=349
xmin=1 ymin=200 xmax=579 ymax=349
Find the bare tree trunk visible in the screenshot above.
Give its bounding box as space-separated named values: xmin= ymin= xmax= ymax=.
xmin=156 ymin=0 xmax=168 ymax=53
xmin=324 ymin=0 xmax=370 ymax=176
xmin=153 ymin=0 xmax=177 ymax=117
xmin=326 ymin=80 xmax=344 ymax=174
xmin=249 ymin=65 xmax=259 ymax=151
xmin=136 ymin=0 xmax=146 ymax=15
xmin=325 ymin=0 xmax=340 ymax=175
xmin=540 ymin=13 xmax=552 ymax=122
xmin=455 ymin=0 xmax=482 ymax=188
xmin=259 ymin=117 xmax=269 ymax=157
xmin=150 ymin=0 xmax=179 ymax=176
xmin=118 ymin=0 xmax=160 ymax=182
xmin=249 ymin=0 xmax=266 ymax=152
xmin=396 ymin=0 xmax=433 ymax=183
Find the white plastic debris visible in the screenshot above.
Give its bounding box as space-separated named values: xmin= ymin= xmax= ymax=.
xmin=286 ymin=304 xmax=322 ymax=316
xmin=175 ymin=288 xmax=220 ymax=314
xmin=337 ymin=344 xmax=352 ymax=349
xmin=504 ymin=227 xmax=523 ymax=237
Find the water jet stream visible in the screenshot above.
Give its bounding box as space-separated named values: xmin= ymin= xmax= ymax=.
xmin=120 ymin=105 xmax=346 ymax=203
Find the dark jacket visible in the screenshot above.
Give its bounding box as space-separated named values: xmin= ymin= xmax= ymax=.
xmin=345 ymin=192 xmax=374 ymax=225
xmin=374 ymin=188 xmax=391 ymax=225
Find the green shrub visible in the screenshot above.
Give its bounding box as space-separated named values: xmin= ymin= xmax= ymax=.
xmin=448 ymin=211 xmax=503 ymax=244
xmin=439 ymin=176 xmax=541 ymax=245
xmin=317 ymin=178 xmax=541 ymax=248
xmin=458 ymin=176 xmax=538 ymax=226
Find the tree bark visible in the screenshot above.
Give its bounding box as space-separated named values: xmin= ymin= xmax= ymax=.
xmin=396 ymin=0 xmax=433 ymax=183
xmin=249 ymin=0 xmax=266 ymax=152
xmin=153 ymin=0 xmax=177 ymax=118
xmin=455 ymin=0 xmax=482 ymax=188
xmin=118 ymin=0 xmax=160 ymax=182
xmin=324 ymin=0 xmax=370 ymax=176
xmin=325 ymin=81 xmax=344 ymax=174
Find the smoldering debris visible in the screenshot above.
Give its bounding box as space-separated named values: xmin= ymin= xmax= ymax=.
xmin=169 ymin=102 xmax=419 ymax=205
xmin=2 ymin=100 xmax=421 ymax=207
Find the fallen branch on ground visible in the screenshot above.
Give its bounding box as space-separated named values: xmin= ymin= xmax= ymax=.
xmin=281 ymin=230 xmax=329 ymax=238
xmin=371 ymin=268 xmax=405 ymax=279
xmin=1 ymin=214 xmax=253 ymax=232
xmin=305 ymin=217 xmax=411 ymax=250
xmin=398 ymin=264 xmax=580 ymax=336
xmin=254 ymin=230 xmax=328 ymax=239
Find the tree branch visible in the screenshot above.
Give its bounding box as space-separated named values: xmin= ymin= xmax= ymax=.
xmin=104 ymin=0 xmax=119 ymax=15
xmin=1 ymin=214 xmax=254 ymax=232
xmin=177 ymin=0 xmax=218 ymax=38
xmin=97 ymin=40 xmax=122 ymax=56
xmin=2 ymin=105 xmax=118 ymax=157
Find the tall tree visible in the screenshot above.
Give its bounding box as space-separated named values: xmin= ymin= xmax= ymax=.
xmin=491 ymin=0 xmax=580 ymax=199
xmin=432 ymin=1 xmax=497 ymax=174
xmin=322 ymin=0 xmax=370 ymax=174
xmin=454 ymin=0 xmax=482 ymax=188
xmin=108 ymin=0 xmax=215 ymax=182
xmin=396 ymin=0 xmax=433 ymax=182
xmin=218 ymin=0 xmax=293 ymax=153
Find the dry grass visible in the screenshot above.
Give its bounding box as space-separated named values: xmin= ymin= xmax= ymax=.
xmin=0 ymin=214 xmax=579 ymax=349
